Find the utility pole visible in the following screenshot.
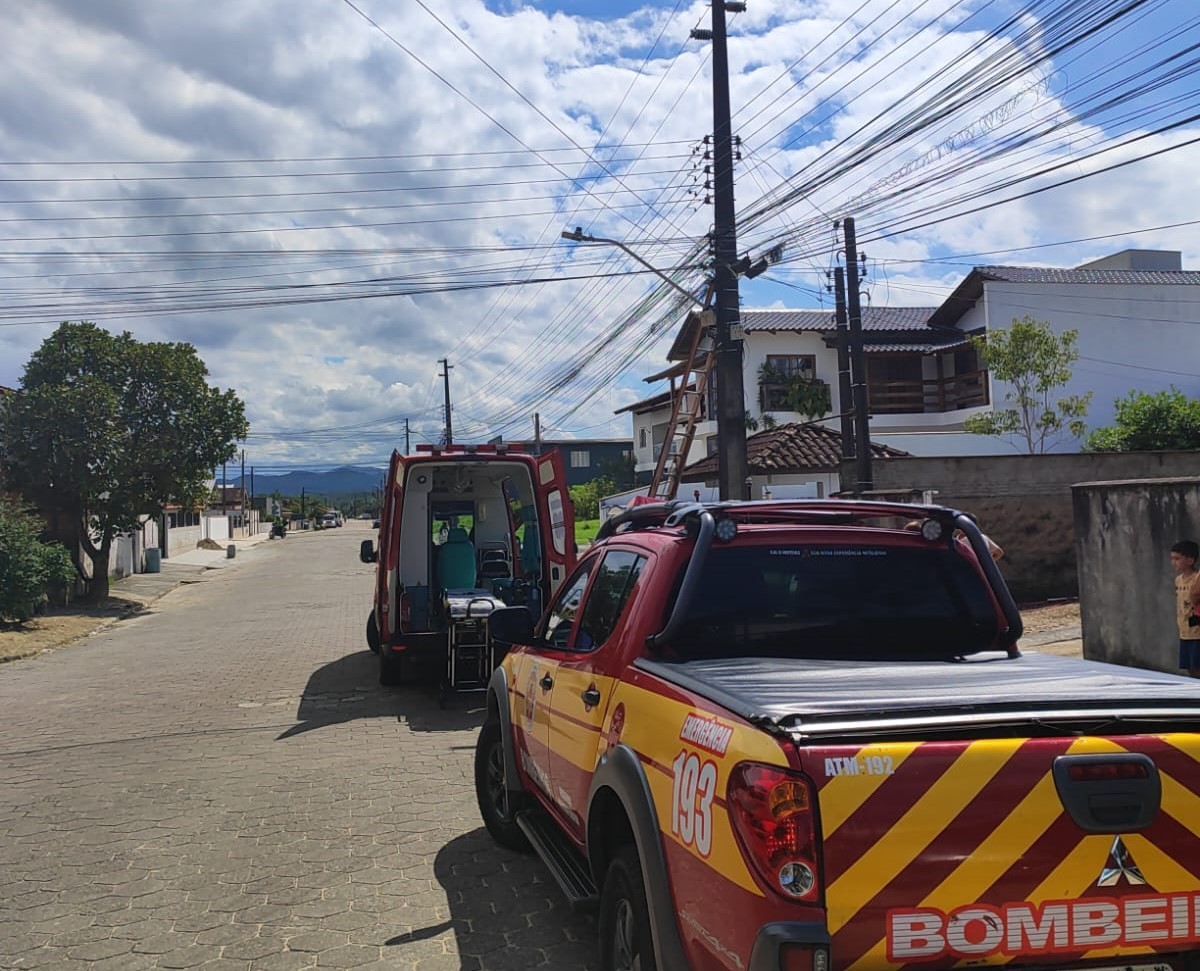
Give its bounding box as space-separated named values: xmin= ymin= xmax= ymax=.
xmin=533 ymin=412 xmax=542 ymax=456
xmin=843 ymin=217 xmax=873 ymax=492
xmin=404 ymin=418 xmax=410 ymax=455
xmin=697 ymin=0 xmax=749 ymax=500
xmin=239 ymin=449 xmax=246 ymax=535
xmin=300 ymin=486 xmax=306 ymax=526
xmin=832 ymin=266 xmax=855 ymax=462
xmin=438 ymin=358 xmax=454 ymax=446
xmin=250 ymin=465 xmax=255 ymax=533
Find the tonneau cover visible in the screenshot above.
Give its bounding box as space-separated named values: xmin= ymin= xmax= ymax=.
xmin=635 ymin=652 xmax=1200 ymax=737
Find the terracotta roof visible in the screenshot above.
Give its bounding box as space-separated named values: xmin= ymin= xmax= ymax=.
xmin=679 ymin=423 xmax=909 ymax=480
xmin=741 ymin=306 xmax=937 ymax=332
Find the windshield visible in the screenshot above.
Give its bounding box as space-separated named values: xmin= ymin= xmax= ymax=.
xmin=664 ymin=544 xmax=1000 ymax=661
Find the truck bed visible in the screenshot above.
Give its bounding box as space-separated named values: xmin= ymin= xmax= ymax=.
xmin=635 ymin=652 xmax=1200 ymax=740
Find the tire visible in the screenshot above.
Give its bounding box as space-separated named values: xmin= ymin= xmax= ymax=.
xmin=366 ymin=612 xmax=381 ymax=654
xmin=599 ymin=844 xmax=658 ymax=971
xmin=474 ymin=720 xmax=529 ymax=852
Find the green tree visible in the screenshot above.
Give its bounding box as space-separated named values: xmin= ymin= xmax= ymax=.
xmin=963 ymin=316 xmax=1092 ymax=453
xmin=0 ymin=498 xmax=75 ymax=623
xmin=569 ymin=476 xmax=616 ymax=521
xmin=1084 ymin=388 xmax=1200 ymax=452
xmin=1 ymin=322 xmax=248 ymax=599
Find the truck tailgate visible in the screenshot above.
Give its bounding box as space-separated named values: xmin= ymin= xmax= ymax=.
xmin=805 ymin=733 xmax=1200 ymax=971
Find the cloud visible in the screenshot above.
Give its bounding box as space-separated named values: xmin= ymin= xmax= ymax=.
xmin=0 ymin=0 xmax=1196 ymax=465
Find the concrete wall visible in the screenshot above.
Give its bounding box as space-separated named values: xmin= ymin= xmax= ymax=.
xmin=1072 ymin=477 xmax=1200 ymax=673
xmin=105 ymin=517 xmax=160 ymax=580
xmin=164 ymin=514 xmax=230 ymax=557
xmin=862 ymin=451 xmax=1200 ymax=600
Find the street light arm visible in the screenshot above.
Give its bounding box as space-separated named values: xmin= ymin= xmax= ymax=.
xmin=560 ymin=228 xmax=699 ymax=304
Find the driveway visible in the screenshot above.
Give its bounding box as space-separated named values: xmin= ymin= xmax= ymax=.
xmin=0 ymin=524 xmax=595 ymax=971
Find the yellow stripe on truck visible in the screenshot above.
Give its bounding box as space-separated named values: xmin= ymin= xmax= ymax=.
xmin=815 ymin=742 xmax=922 ymax=839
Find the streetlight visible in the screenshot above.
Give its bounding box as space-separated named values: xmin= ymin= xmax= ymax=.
xmin=560 ymin=228 xmax=700 ymax=305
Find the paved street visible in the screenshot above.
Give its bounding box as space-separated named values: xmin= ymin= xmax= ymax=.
xmin=0 ymin=525 xmax=595 ymax=971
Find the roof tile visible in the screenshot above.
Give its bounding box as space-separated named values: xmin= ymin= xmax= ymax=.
xmin=680 ymin=422 xmax=908 ymax=479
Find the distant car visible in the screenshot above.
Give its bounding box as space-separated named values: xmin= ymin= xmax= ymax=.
xmin=373 ymin=519 xmax=381 ymax=529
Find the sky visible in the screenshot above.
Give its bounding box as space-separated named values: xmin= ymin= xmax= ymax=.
xmin=1 ymin=0 xmax=1197 ymax=470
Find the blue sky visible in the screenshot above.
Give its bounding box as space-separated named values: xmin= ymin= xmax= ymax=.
xmin=1 ymin=0 xmax=1197 ymax=467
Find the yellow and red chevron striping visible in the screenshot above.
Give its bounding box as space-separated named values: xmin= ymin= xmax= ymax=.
xmin=815 ymin=734 xmax=1200 ymax=971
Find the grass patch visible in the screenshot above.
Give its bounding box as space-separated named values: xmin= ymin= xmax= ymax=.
xmin=576 ymin=519 xmax=601 ymax=547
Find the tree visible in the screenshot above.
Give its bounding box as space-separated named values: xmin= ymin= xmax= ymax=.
xmin=569 ymin=476 xmax=616 ymax=521
xmin=0 ymin=498 xmax=75 ymax=623
xmin=1084 ymin=388 xmax=1200 ymax=452
xmin=963 ymin=316 xmax=1092 ymax=453
xmin=1 ymin=322 xmax=248 ymax=599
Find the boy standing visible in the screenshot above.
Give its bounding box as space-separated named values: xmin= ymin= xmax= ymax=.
xmin=1171 ymin=540 xmax=1200 ymax=677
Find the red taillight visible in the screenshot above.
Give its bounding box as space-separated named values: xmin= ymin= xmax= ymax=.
xmin=727 ymin=762 xmax=821 ymax=903
xmin=1068 ymin=761 xmax=1149 ymax=782
xmin=399 ymin=589 xmax=411 ymax=633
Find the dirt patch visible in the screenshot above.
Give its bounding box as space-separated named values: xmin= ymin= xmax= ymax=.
xmin=197 ymin=538 xmax=225 ymax=550
xmin=0 ymin=596 xmax=148 ymax=663
xmin=1019 ymin=600 xmax=1080 ymax=634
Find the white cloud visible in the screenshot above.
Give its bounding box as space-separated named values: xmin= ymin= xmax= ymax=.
xmin=0 ymin=0 xmax=1196 ymax=465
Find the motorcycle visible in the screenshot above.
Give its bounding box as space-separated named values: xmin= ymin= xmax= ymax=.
xmin=270 ymin=521 xmax=288 ymax=539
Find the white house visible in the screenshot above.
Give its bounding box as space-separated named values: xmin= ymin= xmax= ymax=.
xmin=930 ymin=248 xmax=1200 ymax=444
xmin=620 ymin=247 xmax=1200 ymax=492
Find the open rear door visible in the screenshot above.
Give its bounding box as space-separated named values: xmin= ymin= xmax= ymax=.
xmin=535 ymin=449 xmax=575 ymax=596
xmin=376 ymin=450 xmax=403 ymax=642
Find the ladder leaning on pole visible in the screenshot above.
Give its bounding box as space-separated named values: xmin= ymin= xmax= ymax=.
xmin=647 ymin=309 xmax=717 ymax=501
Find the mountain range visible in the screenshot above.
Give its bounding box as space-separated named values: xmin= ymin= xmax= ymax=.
xmin=230 ymin=465 xmax=385 ymax=497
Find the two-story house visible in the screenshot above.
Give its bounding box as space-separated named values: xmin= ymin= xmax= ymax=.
xmin=618 ymin=247 xmax=1200 ymax=495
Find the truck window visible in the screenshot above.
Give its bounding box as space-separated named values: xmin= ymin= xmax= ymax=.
xmin=541 ymin=559 xmax=596 ymax=649
xmin=575 ymin=551 xmax=646 ymax=651
xmin=663 ymin=545 xmax=999 ymax=661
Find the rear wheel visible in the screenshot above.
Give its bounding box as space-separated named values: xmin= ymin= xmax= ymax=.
xmin=599 ymin=843 xmax=657 ymax=971
xmin=366 ymin=612 xmax=380 ymax=654
xmin=474 ymin=720 xmax=528 ymax=851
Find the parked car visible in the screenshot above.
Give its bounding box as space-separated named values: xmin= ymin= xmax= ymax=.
xmin=474 ymin=499 xmax=1200 ymax=971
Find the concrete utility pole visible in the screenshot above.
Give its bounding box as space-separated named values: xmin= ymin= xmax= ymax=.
xmin=843 ymin=217 xmax=873 ymax=492
xmin=832 ymin=266 xmax=855 ymax=462
xmin=534 ymin=412 xmax=542 ymax=456
xmin=438 ymin=358 xmax=453 ymax=446
xmin=699 ymin=0 xmax=750 ymax=501
xmin=404 ymin=418 xmax=410 ymax=455
xmin=239 ymin=449 xmax=246 ymax=534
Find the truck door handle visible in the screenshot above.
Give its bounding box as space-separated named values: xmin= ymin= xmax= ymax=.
xmin=581 ymin=688 xmax=601 ymax=707
xmin=539 ymin=674 xmax=554 ymax=692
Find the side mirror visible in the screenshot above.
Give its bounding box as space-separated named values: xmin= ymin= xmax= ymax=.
xmin=488 ymin=606 xmax=535 ymax=646
xmin=359 ymin=539 xmax=377 ymax=564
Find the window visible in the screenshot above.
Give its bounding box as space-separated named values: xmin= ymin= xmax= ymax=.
xmin=639 ymin=428 xmax=648 ymax=449
xmin=660 ymin=545 xmax=998 ymax=662
xmin=760 ymin=354 xmax=816 ymax=411
xmin=570 ymin=449 xmax=591 ymax=468
xmin=542 ymin=559 xmax=596 ymax=648
xmin=576 ymin=551 xmax=646 ymax=651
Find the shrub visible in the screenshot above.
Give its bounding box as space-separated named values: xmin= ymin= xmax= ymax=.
xmin=0 ymin=499 xmax=76 ymax=622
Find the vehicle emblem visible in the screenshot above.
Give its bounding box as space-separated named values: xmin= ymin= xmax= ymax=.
xmin=1096 ymin=835 xmax=1146 ymax=887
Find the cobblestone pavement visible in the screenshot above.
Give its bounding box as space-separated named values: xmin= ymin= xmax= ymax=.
xmin=0 ymin=525 xmax=596 ymax=971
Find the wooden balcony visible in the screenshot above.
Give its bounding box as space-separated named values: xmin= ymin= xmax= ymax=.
xmin=867 ymin=369 xmax=990 ymax=415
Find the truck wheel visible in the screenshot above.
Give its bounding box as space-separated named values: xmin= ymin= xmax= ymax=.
xmin=366 ymin=612 xmax=380 ymax=654
xmin=474 ymin=721 xmax=529 ymax=852
xmin=599 ymin=844 xmax=657 ymax=971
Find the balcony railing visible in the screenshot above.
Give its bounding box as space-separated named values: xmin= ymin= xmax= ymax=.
xmin=867 ymin=369 xmax=990 ymax=415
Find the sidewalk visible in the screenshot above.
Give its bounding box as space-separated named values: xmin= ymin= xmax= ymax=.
xmin=0 ymin=530 xmax=276 ymax=664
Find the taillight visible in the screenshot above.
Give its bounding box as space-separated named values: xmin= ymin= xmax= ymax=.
xmin=727 ymin=762 xmax=821 ymax=903
xmin=1068 ymin=761 xmax=1149 ymax=782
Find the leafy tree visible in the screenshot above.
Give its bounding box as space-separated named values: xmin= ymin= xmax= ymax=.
xmin=963 ymin=316 xmax=1092 ymax=453
xmin=569 ymin=476 xmax=616 ymax=520
xmin=1084 ymin=388 xmax=1200 ymax=452
xmin=1 ymin=322 xmax=248 ymax=599
xmin=0 ymin=498 xmax=75 ymax=623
